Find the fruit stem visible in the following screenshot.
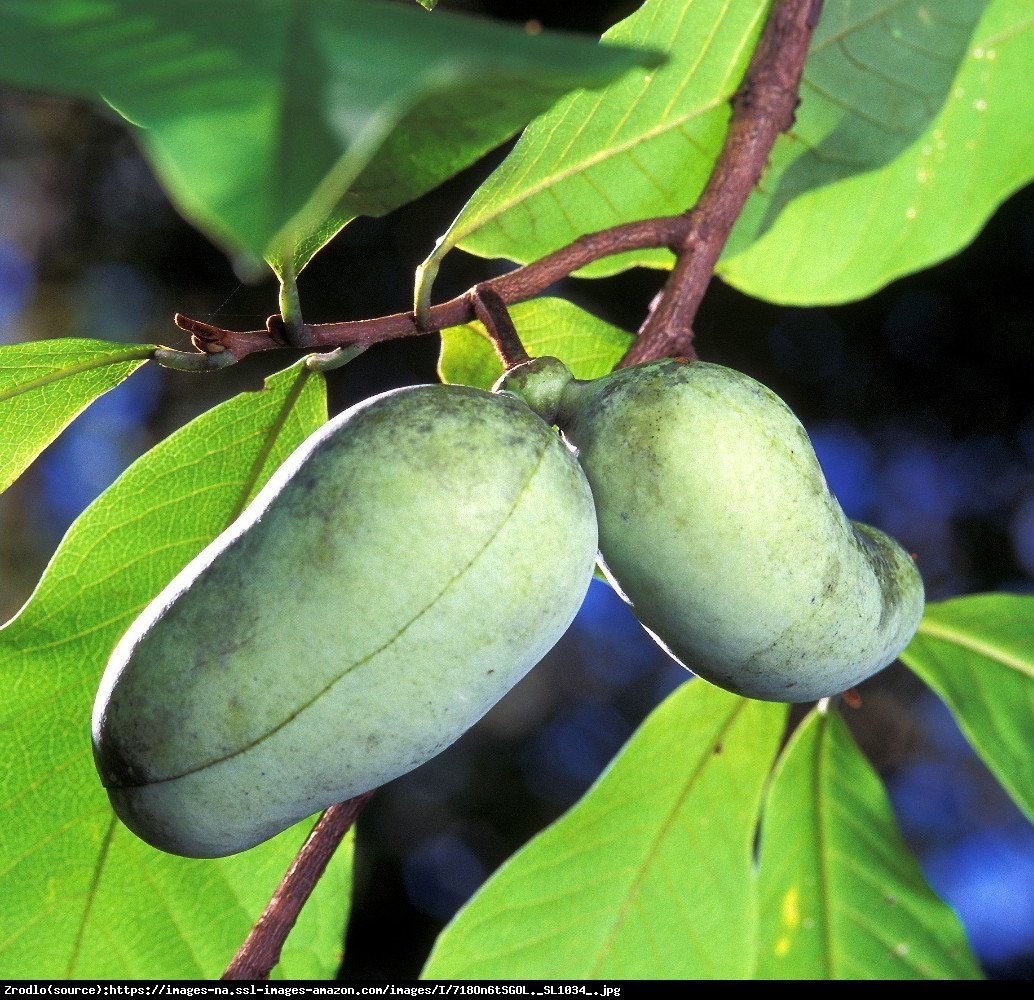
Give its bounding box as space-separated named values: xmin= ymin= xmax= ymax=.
xmin=469 ymin=286 xmax=530 ymax=368
xmin=221 ymin=793 xmax=372 ymax=981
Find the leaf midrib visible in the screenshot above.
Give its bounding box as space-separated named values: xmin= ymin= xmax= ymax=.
xmin=0 ymin=348 xmax=153 ymax=405
xmin=587 ymin=699 xmax=748 ymax=977
xmin=448 ymin=31 xmax=747 ymax=258
xmin=65 ymin=815 xmax=117 ymax=977
xmin=915 ymin=617 xmax=1034 ymax=681
xmin=814 ymin=712 xmax=836 ymax=978
xmin=269 ymin=0 xmax=309 ymax=243
xmin=225 ymin=364 xmax=312 ymax=523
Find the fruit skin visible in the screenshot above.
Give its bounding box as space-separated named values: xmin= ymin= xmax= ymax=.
xmin=502 ymin=357 xmax=924 ymax=703
xmin=93 ymin=384 xmax=597 ymax=858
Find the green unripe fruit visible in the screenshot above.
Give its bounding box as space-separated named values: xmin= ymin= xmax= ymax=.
xmin=500 ymin=357 xmax=924 ymax=703
xmin=93 ymin=384 xmax=598 ymax=858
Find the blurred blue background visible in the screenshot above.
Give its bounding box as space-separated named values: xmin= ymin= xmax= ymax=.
xmin=1 ymin=0 xmax=1032 ymax=980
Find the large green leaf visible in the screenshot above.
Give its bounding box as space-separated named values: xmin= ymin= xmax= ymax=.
xmin=422 ymin=682 xmax=787 ymax=979
xmin=439 ymin=297 xmax=632 ymax=390
xmin=901 ymin=594 xmax=1034 ymax=820
xmin=0 ymin=361 xmax=351 ymax=979
xmin=721 ymin=0 xmax=1032 ymax=303
xmin=418 ymin=0 xmax=1030 ymax=312
xmin=0 ymin=0 xmax=652 ymax=276
xmin=416 ymin=0 xmax=767 ymax=311
xmin=755 ymin=708 xmax=981 ymax=980
xmin=0 ymin=339 xmax=153 ymax=496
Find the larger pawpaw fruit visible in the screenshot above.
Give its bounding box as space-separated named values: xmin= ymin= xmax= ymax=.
xmin=93 ymin=384 xmax=597 ymax=857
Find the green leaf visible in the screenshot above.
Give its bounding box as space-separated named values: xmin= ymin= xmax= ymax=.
xmin=415 ymin=0 xmax=437 ymax=9
xmin=419 ymin=0 xmax=1031 ymax=312
xmin=422 ymin=682 xmax=788 ymax=979
xmin=720 ymin=0 xmax=1032 ymax=303
xmin=0 ymin=339 xmax=153 ymax=496
xmin=0 ymin=361 xmax=350 ymax=979
xmin=901 ymin=594 xmax=1034 ymax=820
xmin=755 ymin=709 xmax=981 ymax=980
xmin=416 ymin=0 xmax=765 ymax=309
xmin=439 ymin=297 xmax=632 ymax=390
xmin=0 ymin=0 xmax=653 ymax=277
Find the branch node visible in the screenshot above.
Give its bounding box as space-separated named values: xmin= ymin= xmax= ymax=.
xmin=189 ymin=334 xmax=220 ymax=354
xmin=175 ymin=313 xmax=227 ymax=350
xmin=265 ymin=314 xmax=290 ymax=347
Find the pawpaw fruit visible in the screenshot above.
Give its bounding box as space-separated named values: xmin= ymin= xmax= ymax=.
xmin=93 ymin=384 xmax=597 ymax=857
xmin=499 ymin=357 xmax=924 ymax=703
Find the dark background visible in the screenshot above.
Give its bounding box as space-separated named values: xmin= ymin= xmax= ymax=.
xmin=1 ymin=0 xmax=1032 ymax=981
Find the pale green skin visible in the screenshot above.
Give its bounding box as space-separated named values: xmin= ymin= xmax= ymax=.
xmin=93 ymin=385 xmax=597 ymax=858
xmin=502 ymin=357 xmax=924 ymax=703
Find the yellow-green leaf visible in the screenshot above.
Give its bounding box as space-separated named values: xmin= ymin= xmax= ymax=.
xmin=902 ymin=594 xmax=1034 ymax=820
xmin=0 ymin=339 xmax=152 ymax=496
xmin=416 ymin=0 xmax=764 ymax=310
xmin=0 ymin=361 xmax=351 ymax=979
xmin=755 ymin=709 xmax=981 ymax=980
xmin=721 ymin=0 xmax=1033 ymax=303
xmin=423 ymin=682 xmax=787 ymax=979
xmin=439 ymin=298 xmax=632 ymax=390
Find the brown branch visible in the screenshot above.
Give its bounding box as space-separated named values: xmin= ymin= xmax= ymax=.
xmin=221 ymin=793 xmax=372 ymax=981
xmin=621 ymin=0 xmax=823 ymax=365
xmin=175 ymin=216 xmax=688 ymax=362
xmin=175 ymin=0 xmax=819 ymax=371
